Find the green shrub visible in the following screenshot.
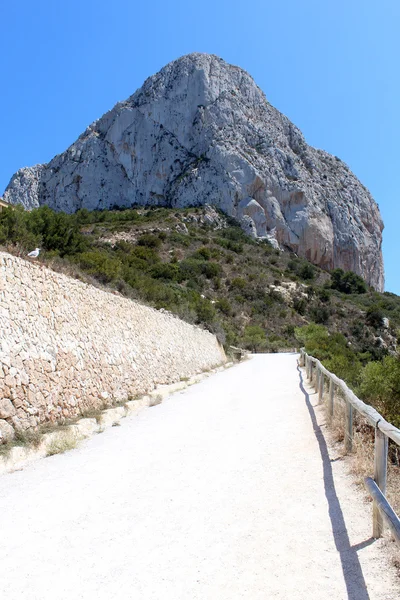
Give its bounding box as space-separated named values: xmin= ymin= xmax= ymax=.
xmin=216 ymin=298 xmax=232 ymax=316
xmin=293 ymin=296 xmax=307 ymax=315
xmin=202 ymin=262 xmax=222 ymax=279
xmin=242 ymin=325 xmax=266 ymax=352
xmin=366 ymin=305 xmax=384 ymax=328
xmin=316 ymin=288 xmax=331 ymax=303
xmin=230 ymin=277 xmax=247 ymax=290
xmin=191 ymin=247 xmax=212 ymax=261
xmin=195 ymin=299 xmax=216 ymax=324
xmin=298 ymin=264 xmax=315 ymax=281
xmin=330 ymin=268 xmax=367 ymax=294
xmin=0 ymin=205 xmax=87 ymax=255
xmin=169 ymin=232 xmax=191 ymax=247
xmin=308 ymin=305 xmax=330 ymax=324
xmin=295 ymin=323 xmax=362 ymax=388
xmin=76 ymin=251 xmax=122 ymax=282
xmin=137 ymin=234 xmax=162 ymax=248
xmin=216 ymin=237 xmax=243 ymax=253
xmin=359 ymin=357 xmax=400 ymax=428
xmin=150 ymin=263 xmax=180 ymax=281
xmin=287 ymin=259 xmax=315 ymax=281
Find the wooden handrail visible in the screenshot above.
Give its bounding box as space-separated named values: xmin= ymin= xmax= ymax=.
xmin=300 ymin=349 xmax=400 ymax=445
xmin=364 ymin=478 xmax=400 ymax=544
xmin=300 ymin=348 xmax=400 ymax=544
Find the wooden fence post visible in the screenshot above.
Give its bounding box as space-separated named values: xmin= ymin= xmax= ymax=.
xmin=373 ymin=428 xmax=389 ymax=538
xmin=309 ymin=360 xmax=313 ymax=382
xmin=328 ymin=378 xmax=334 ymax=421
xmin=345 ymin=400 xmax=353 ymax=453
xmin=315 ymin=366 xmax=319 ymax=392
xmin=318 ymin=372 xmax=324 ymax=403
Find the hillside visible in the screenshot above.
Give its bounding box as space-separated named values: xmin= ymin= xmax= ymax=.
xmin=0 ymin=203 xmax=396 ymax=355
xmin=3 ymin=53 xmax=384 ymax=290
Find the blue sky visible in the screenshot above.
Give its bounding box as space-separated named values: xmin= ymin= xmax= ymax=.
xmin=1 ymin=0 xmax=399 ymax=292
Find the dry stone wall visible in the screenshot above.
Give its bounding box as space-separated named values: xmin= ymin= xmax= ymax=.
xmin=0 ymin=252 xmax=226 ymax=440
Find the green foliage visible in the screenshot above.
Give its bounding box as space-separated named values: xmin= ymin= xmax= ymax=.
xmin=366 ymin=305 xmax=384 ymax=328
xmin=0 ymin=206 xmax=39 ymax=248
xmin=331 ymin=268 xmax=367 ymax=294
xmin=137 ymin=233 xmax=162 ymax=248
xmin=230 ymin=277 xmax=247 ymax=291
xmin=215 ymin=229 xmax=244 ymax=253
xmin=76 ymin=251 xmax=122 ymax=283
xmin=179 ymin=259 xmax=221 ymax=280
xmin=293 ymin=296 xmax=307 ymax=315
xmin=316 ymin=288 xmax=331 ymax=303
xmin=0 ymin=205 xmax=87 ymax=255
xmin=168 ymin=231 xmax=191 ymax=247
xmin=216 ymin=298 xmax=232 ymax=316
xmin=2 ymin=203 xmax=399 ymax=427
xmin=308 ymin=305 xmax=330 ymax=324
xmin=298 ymin=263 xmax=315 ymax=281
xmin=242 ymin=325 xmax=266 ymax=352
xmin=287 ymin=258 xmax=315 ymax=281
xmin=195 ymin=298 xmax=216 ymax=324
xmin=359 ymin=357 xmax=400 ymax=428
xmin=220 ymin=227 xmax=248 ymax=243
xmin=150 ymin=263 xmax=180 ymax=281
xmin=191 ymin=246 xmax=212 ymax=260
xmin=295 ymin=324 xmax=362 ymax=388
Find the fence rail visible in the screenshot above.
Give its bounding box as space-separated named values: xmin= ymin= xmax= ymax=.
xmin=300 ymin=348 xmax=400 ymax=545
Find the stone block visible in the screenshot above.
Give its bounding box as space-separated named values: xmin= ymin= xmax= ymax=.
xmin=98 ymin=407 xmax=126 ymax=429
xmin=0 ymin=419 xmax=15 ymax=444
xmin=0 ymin=398 xmax=16 ymax=419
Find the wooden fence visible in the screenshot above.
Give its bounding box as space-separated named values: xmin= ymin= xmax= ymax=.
xmin=299 ymin=348 xmax=400 ymax=545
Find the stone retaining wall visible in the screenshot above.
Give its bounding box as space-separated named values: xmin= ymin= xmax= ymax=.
xmin=0 ymin=252 xmax=226 ymax=440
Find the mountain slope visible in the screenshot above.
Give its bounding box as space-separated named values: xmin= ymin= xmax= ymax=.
xmin=3 ymin=53 xmax=384 ymax=290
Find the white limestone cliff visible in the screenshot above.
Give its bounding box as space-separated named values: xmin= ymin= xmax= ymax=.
xmin=3 ymin=53 xmax=384 ymax=290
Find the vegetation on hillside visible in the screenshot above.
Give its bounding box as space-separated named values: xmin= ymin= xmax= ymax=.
xmin=1 ymin=202 xmax=400 ymax=427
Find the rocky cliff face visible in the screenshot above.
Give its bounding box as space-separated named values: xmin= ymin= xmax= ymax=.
xmin=3 ymin=53 xmax=384 ymax=290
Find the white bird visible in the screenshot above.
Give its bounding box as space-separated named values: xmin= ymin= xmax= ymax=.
xmin=27 ymin=248 xmax=40 ymax=258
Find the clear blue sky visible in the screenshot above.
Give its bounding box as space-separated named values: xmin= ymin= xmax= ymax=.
xmin=1 ymin=0 xmax=399 ymax=292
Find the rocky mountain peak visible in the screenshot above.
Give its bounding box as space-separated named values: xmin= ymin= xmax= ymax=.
xmin=3 ymin=53 xmax=384 ymax=290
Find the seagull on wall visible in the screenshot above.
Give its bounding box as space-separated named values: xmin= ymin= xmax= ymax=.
xmin=27 ymin=248 xmax=40 ymax=258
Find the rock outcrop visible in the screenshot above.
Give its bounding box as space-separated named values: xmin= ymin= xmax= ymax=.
xmin=3 ymin=53 xmax=384 ymax=290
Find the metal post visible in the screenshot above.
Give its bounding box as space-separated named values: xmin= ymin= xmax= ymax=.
xmin=373 ymin=428 xmax=388 ymax=538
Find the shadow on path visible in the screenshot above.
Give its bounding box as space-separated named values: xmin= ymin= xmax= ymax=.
xmin=297 ymin=365 xmax=371 ymax=600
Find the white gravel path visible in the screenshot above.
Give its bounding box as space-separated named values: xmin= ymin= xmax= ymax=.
xmin=0 ymin=354 xmax=398 ymax=599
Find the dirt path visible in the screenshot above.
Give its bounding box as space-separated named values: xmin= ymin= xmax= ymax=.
xmin=0 ymin=354 xmax=398 ymax=599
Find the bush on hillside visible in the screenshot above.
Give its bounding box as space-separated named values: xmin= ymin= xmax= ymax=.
xmin=137 ymin=233 xmax=162 ymax=248
xmin=242 ymin=325 xmax=267 ymax=353
xmin=76 ymin=251 xmax=122 ymax=283
xmin=287 ymin=259 xmax=315 ymax=281
xmin=365 ymin=305 xmax=384 ymax=328
xmin=295 ymin=323 xmax=362 ymax=388
xmin=330 ymin=268 xmax=367 ymax=294
xmin=359 ymin=356 xmax=400 ymax=428
xmin=0 ymin=205 xmax=87 ymax=256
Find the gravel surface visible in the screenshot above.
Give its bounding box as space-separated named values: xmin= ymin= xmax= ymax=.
xmin=0 ymin=354 xmax=398 ymax=599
